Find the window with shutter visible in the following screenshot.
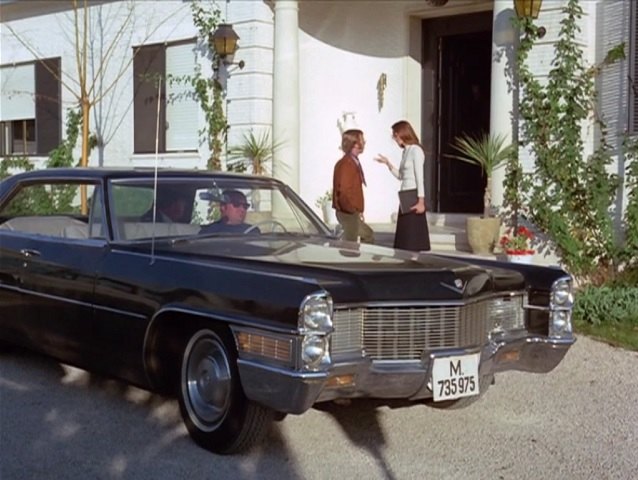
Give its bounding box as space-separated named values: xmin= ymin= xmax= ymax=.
xmin=0 ymin=58 xmax=61 ymax=156
xmin=133 ymin=40 xmax=197 ymax=154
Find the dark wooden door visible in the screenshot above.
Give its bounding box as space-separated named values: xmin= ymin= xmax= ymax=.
xmin=422 ymin=12 xmax=492 ymax=213
xmin=438 ymin=31 xmax=492 ymax=212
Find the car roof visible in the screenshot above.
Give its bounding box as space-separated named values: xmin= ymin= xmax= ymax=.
xmin=0 ymin=167 xmax=283 ymax=196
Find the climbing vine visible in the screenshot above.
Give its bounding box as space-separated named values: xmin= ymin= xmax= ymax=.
xmin=511 ymin=0 xmax=637 ymax=284
xmin=169 ymin=0 xmax=226 ymax=170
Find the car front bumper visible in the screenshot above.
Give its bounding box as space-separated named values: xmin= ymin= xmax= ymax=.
xmin=237 ymin=334 xmax=575 ymax=414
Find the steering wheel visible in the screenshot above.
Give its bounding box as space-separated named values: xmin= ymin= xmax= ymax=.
xmin=244 ymin=220 xmax=288 ymax=234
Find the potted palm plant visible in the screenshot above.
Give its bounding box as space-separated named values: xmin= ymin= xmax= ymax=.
xmin=451 ymin=132 xmax=514 ymax=254
xmin=227 ymin=129 xmax=283 ymax=210
xmin=227 ymin=129 xmax=283 ymax=176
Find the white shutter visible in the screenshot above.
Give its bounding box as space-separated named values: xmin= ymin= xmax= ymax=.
xmin=165 ymin=43 xmax=198 ymax=151
xmin=0 ymin=64 xmax=36 ymax=121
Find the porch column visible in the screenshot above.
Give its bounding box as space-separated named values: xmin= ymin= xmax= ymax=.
xmin=272 ymin=0 xmax=300 ymax=191
xmin=489 ymin=0 xmax=517 ymax=212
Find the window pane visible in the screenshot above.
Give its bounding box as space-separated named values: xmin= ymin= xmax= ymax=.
xmin=0 ymin=182 xmax=100 ymax=239
xmin=10 ymin=119 xmax=36 ymax=155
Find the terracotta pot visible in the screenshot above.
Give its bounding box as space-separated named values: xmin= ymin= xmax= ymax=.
xmin=466 ymin=216 xmax=501 ymax=254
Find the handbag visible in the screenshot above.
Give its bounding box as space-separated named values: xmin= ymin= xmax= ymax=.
xmin=398 ymin=189 xmax=418 ymax=214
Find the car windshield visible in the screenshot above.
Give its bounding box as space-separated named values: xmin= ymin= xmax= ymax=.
xmin=108 ymin=176 xmax=330 ymax=241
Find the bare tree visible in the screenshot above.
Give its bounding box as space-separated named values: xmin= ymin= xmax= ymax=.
xmin=3 ymin=0 xmax=188 ymax=167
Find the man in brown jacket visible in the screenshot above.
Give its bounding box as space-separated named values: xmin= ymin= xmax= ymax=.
xmin=332 ymin=129 xmax=374 ymax=243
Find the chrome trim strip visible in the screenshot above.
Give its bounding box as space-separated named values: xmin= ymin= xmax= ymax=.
xmin=333 ymin=290 xmax=525 ymax=310
xmin=16 ymin=286 xmax=147 ymax=320
xmin=238 ymin=357 xmax=328 ymax=380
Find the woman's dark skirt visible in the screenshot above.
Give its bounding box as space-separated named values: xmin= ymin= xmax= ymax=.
xmin=394 ymin=206 xmax=431 ymax=251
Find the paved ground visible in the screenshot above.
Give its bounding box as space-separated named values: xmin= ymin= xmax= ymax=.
xmin=1 ymin=336 xmax=636 ymax=479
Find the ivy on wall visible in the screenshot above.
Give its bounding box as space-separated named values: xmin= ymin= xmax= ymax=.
xmin=509 ymin=0 xmax=638 ymax=284
xmin=169 ymin=0 xmax=226 ymax=171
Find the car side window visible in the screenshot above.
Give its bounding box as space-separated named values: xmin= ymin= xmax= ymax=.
xmin=0 ymin=181 xmax=104 ymax=239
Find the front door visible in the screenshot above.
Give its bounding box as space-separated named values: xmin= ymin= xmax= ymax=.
xmin=423 ymin=12 xmax=493 ymax=213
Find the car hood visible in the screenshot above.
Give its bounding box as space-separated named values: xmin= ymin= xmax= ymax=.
xmin=153 ymin=235 xmax=525 ymax=302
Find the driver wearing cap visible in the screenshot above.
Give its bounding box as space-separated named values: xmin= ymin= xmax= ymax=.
xmin=200 ymin=190 xmax=259 ymax=234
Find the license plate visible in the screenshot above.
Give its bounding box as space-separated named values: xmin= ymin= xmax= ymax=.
xmin=431 ymin=353 xmax=480 ymax=402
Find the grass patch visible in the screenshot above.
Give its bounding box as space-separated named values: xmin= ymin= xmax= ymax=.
xmin=574 ymin=319 xmax=638 ymax=351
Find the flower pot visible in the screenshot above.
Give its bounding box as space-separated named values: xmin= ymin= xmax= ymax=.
xmin=507 ymin=253 xmax=533 ymax=264
xmin=322 ymin=203 xmax=337 ymax=225
xmin=466 ymin=217 xmax=501 ymax=254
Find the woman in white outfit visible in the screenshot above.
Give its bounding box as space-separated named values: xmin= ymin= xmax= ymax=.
xmin=375 ymin=120 xmax=431 ymax=251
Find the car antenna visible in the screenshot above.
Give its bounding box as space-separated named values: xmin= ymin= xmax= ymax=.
xmin=150 ymin=76 xmax=162 ymax=265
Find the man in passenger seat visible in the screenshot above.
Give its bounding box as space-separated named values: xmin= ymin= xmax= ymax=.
xmin=141 ymin=190 xmax=189 ymax=223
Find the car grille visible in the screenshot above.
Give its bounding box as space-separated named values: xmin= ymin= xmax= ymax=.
xmin=331 ymin=295 xmax=525 ymax=361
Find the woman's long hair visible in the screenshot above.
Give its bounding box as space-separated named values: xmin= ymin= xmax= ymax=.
xmin=392 ymin=120 xmax=422 ymax=150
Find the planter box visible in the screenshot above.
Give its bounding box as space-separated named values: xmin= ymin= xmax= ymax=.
xmin=507 ymin=253 xmax=533 ymax=264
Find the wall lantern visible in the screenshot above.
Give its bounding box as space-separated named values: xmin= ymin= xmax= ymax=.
xmin=210 ymin=23 xmax=241 ymax=65
xmin=514 ymin=0 xmax=546 ymax=38
xmin=514 ymin=0 xmax=542 ymax=19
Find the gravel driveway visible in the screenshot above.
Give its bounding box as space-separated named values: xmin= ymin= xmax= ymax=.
xmin=1 ymin=335 xmax=636 ymax=480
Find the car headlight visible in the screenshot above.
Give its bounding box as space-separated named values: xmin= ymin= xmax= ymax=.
xmin=551 ymin=278 xmax=573 ymax=307
xmin=298 ymin=291 xmax=333 ymax=371
xmin=299 ymin=291 xmax=333 ymax=333
xmin=549 ymin=276 xmax=574 ymax=338
xmin=301 ymin=334 xmax=331 ymax=370
xmin=550 ymin=310 xmax=572 ymax=336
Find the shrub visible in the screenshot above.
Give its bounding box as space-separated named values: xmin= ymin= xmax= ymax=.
xmin=612 ymin=265 xmax=638 ymax=287
xmin=573 ymin=285 xmax=638 ymax=325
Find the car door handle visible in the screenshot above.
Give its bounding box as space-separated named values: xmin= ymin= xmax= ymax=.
xmin=20 ymin=248 xmax=41 ymax=258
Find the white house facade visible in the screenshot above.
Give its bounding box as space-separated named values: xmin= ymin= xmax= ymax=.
xmin=1 ymin=0 xmax=635 ymax=224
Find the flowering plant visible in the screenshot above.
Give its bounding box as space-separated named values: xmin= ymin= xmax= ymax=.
xmin=500 ymin=226 xmax=535 ymax=254
xmin=315 ymin=189 xmax=332 ymax=208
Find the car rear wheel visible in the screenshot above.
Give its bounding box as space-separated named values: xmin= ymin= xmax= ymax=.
xmin=426 ymin=374 xmax=494 ymax=410
xmin=178 ymin=327 xmax=273 ymax=454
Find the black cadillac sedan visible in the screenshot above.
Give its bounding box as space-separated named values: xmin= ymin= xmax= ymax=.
xmin=0 ymin=168 xmax=575 ymax=454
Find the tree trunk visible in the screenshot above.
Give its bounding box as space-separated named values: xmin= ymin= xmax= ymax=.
xmin=80 ymin=97 xmax=90 ymax=213
xmin=81 ymin=98 xmax=90 ymax=167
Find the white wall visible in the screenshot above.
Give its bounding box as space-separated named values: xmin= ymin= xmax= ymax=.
xmin=3 ymin=0 xmax=616 ymax=224
xmin=0 ymin=0 xmax=274 ymax=171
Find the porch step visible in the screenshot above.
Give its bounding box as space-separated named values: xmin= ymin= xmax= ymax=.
xmin=370 ymin=220 xmax=470 ymax=252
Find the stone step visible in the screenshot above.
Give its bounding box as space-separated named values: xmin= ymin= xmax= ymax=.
xmin=369 ymin=222 xmax=470 ymax=252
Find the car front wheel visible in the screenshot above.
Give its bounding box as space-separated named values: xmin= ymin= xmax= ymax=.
xmin=178 ymin=327 xmax=273 ymax=454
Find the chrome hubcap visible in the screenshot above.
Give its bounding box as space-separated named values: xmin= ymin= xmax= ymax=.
xmin=184 ymin=333 xmax=232 ymax=430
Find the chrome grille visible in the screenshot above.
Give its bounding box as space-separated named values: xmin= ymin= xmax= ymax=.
xmin=330 ymin=308 xmax=363 ymax=355
xmin=332 ymin=295 xmax=525 ymax=361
